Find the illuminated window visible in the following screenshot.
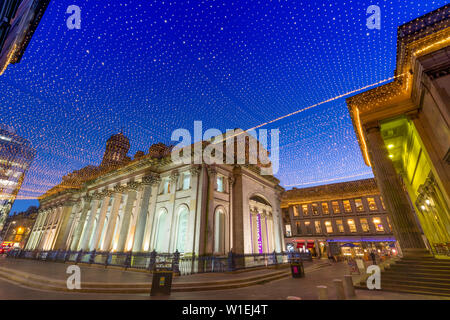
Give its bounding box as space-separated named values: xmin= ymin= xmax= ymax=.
xmin=336 ymin=220 xmax=344 ymax=233
xmin=347 ymin=219 xmax=357 ymax=232
xmin=360 ymin=218 xmax=370 ymax=232
xmin=295 ymin=221 xmax=301 ymax=235
xmin=354 ymin=199 xmax=364 ymax=212
xmin=367 ymin=197 xmax=378 ymax=211
xmin=343 ymin=200 xmax=352 ymax=213
xmin=293 ymin=206 xmax=299 ymax=217
xmin=373 ymin=218 xmax=384 ymax=232
xmin=325 ymin=221 xmax=333 ymax=233
xmin=332 ymin=201 xmax=340 ymax=214
xmin=301 ymin=204 xmax=309 ymax=216
xmin=322 ymin=203 xmax=329 ymax=215
xmin=315 ymin=221 xmax=322 ymax=234
xmin=379 ymin=196 xmax=386 ymax=210
xmin=305 ymin=221 xmax=312 ymax=234
xmin=312 ymin=203 xmax=319 ymax=215
xmin=162 ymin=178 xmax=170 ymax=194
xmin=216 ymin=176 xmax=224 ymax=192
xmin=285 ymin=224 xmax=291 ymax=237
xmin=182 ymin=172 xmax=191 ymax=190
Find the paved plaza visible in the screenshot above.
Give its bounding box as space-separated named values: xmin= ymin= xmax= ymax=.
xmin=0 ymin=256 xmax=448 ymax=300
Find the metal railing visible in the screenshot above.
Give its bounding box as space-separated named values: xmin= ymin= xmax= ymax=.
xmin=6 ymin=248 xmax=312 ymax=275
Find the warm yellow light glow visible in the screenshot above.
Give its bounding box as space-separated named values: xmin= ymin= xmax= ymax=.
xmin=425 ymin=199 xmax=431 ymax=205
xmin=373 ymin=218 xmax=381 ymax=224
xmin=388 ymin=144 xmax=394 ymax=149
xmin=388 ymin=154 xmax=394 ymax=158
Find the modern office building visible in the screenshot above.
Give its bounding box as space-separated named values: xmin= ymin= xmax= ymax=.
xmin=25 ymin=131 xmax=285 ymax=260
xmin=282 ymin=178 xmax=398 ymax=259
xmin=0 ymin=0 xmax=50 ymax=75
xmin=0 ymin=125 xmax=36 ymax=231
xmin=347 ymin=5 xmax=450 ymax=258
xmin=0 ymin=205 xmax=38 ymax=247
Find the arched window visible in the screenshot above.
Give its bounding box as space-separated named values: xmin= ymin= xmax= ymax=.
xmin=155 ymin=209 xmax=168 ymax=252
xmin=214 ymin=208 xmax=226 ymax=254
xmin=176 ymin=206 xmax=189 ymax=253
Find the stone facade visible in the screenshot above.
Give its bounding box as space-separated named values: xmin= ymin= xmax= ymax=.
xmin=282 ymin=179 xmax=397 ymax=257
xmin=25 ymin=132 xmax=285 ymax=256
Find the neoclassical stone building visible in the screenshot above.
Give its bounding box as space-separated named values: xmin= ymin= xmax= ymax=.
xmin=25 ymin=131 xmax=285 ymax=256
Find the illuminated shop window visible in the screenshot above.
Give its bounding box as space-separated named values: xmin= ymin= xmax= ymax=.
xmin=347 ymin=219 xmax=357 ymax=232
xmin=285 ymin=224 xmax=291 ymax=237
xmin=343 ymin=200 xmax=352 ymax=213
xmin=367 ymin=197 xmax=378 ymax=211
xmin=360 ymin=218 xmax=370 ymax=232
xmin=336 ymin=220 xmax=344 ymax=233
xmin=322 ymin=203 xmax=329 ymax=215
xmin=354 ymin=199 xmax=364 ymax=212
xmin=314 ymin=221 xmax=322 ymax=233
xmin=332 ymin=201 xmax=340 ymax=214
xmin=373 ymin=218 xmax=384 ymax=232
xmin=325 ymin=221 xmax=333 ymax=233
xmin=301 ymin=204 xmax=309 ymax=216
xmin=312 ymin=203 xmax=319 ymax=215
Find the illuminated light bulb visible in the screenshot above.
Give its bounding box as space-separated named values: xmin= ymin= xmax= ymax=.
xmin=425 ymin=199 xmax=431 ymax=205
xmin=387 ymin=144 xmax=394 ymax=149
xmin=388 ymin=154 xmax=394 ymax=158
xmin=420 ymin=205 xmax=426 ymax=210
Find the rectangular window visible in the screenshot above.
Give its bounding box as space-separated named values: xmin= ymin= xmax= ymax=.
xmin=360 ymin=218 xmax=370 ymax=232
xmin=354 ymin=199 xmax=364 ymax=212
xmin=295 ymin=221 xmax=301 ymax=235
xmin=386 ymin=216 xmax=392 ymax=230
xmin=373 ymin=217 xmax=384 ymax=232
xmin=285 ymin=224 xmax=291 ymax=237
xmin=162 ymin=178 xmax=170 ymax=194
xmin=312 ymin=203 xmax=319 ymax=215
xmin=325 ymin=221 xmax=333 ymax=233
xmin=182 ymin=172 xmax=191 ymax=190
xmin=315 ymin=221 xmax=322 ymax=234
xmin=305 ymin=221 xmax=312 ymax=234
xmin=367 ymin=197 xmax=378 ymax=211
xmin=336 ymin=220 xmax=344 ymax=233
xmin=347 ymin=219 xmax=357 ymax=233
xmin=343 ymin=200 xmax=352 ymax=213
xmin=301 ymin=204 xmax=309 ymax=216
xmin=216 ymin=176 xmax=224 ymax=192
xmin=322 ymin=203 xmax=329 ymax=215
xmin=332 ymin=201 xmax=340 ymax=214
xmin=293 ymin=206 xmax=299 ymax=217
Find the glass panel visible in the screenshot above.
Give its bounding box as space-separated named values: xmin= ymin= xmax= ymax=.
xmin=322 ymin=203 xmax=329 ymax=215
xmin=373 ymin=217 xmax=384 ymax=232
xmin=325 ymin=221 xmax=333 ymax=233
xmin=360 ymin=218 xmax=370 ymax=232
xmin=354 ymin=199 xmax=364 ymax=212
xmin=302 ymin=204 xmax=309 ymax=216
xmin=332 ymin=201 xmax=340 ymax=214
xmin=336 ymin=220 xmax=344 ymax=233
xmin=347 ymin=219 xmax=357 ymax=232
xmin=293 ymin=206 xmax=299 ymax=217
xmin=314 ymin=221 xmax=322 ymax=233
xmin=367 ymin=197 xmax=378 ymax=211
xmin=312 ymin=203 xmax=319 ymax=215
xmin=343 ymin=200 xmax=352 ymax=213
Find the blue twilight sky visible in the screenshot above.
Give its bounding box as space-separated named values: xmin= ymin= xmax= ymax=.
xmin=2 ymin=0 xmax=448 ymax=214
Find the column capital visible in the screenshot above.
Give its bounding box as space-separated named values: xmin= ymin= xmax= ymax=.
xmin=113 ymin=184 xmax=127 ymax=193
xmin=170 ymin=170 xmax=179 ymax=183
xmin=126 ymin=181 xmax=141 ymax=191
xmin=207 ymin=165 xmax=217 ymax=176
xmin=189 ymin=165 xmax=202 ymax=176
xmin=142 ymin=173 xmax=161 ymax=186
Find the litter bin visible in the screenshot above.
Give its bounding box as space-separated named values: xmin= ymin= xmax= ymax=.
xmin=290 ymin=258 xmax=305 ymax=278
xmin=150 ymin=268 xmax=174 ymax=296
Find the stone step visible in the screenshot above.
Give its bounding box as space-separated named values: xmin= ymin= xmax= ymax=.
xmin=381 ymin=278 xmax=450 ymax=290
xmin=379 ymin=284 xmax=450 ymax=297
xmin=382 ymin=273 xmax=450 ymax=282
xmin=395 ymin=259 xmax=450 ymax=267
xmin=388 ymin=265 xmax=450 ymax=273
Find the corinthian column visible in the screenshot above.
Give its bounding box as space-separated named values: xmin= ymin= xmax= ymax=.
xmin=364 ymin=123 xmax=429 ymax=257
xmin=102 ymin=185 xmax=126 ymax=251
xmin=132 ymin=174 xmax=159 ymax=252
xmin=116 ymin=182 xmax=139 ymax=252
xmin=70 ymin=195 xmax=92 ymax=250
xmin=79 ymin=193 xmax=101 ymax=250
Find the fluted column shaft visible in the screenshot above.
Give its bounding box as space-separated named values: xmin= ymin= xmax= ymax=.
xmin=116 ymin=184 xmax=139 ymax=252
xmin=365 ymin=124 xmax=427 ymax=256
xmin=102 ymin=190 xmax=124 ymax=251
xmin=132 ymin=182 xmax=153 ymax=252
xmin=79 ymin=198 xmax=100 ymax=250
